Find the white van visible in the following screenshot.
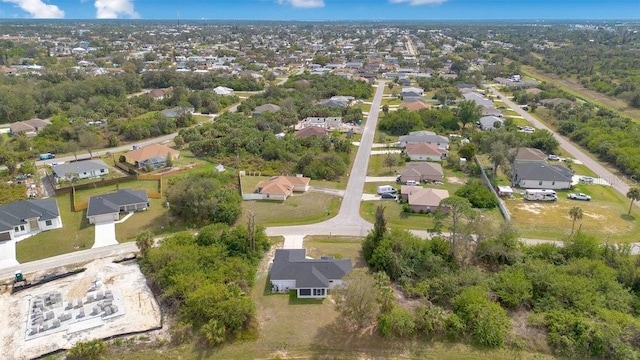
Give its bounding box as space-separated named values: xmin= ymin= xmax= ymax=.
xmin=377 ymin=185 xmax=397 ymax=195
xmin=405 ymin=180 xmax=419 ymax=186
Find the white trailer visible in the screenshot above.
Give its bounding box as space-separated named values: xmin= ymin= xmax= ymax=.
xmin=525 ymin=189 xmax=557 ymax=201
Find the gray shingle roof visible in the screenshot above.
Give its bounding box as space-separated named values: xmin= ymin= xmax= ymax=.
xmin=52 ymin=159 xmax=109 ymax=178
xmin=86 ymin=189 xmax=148 ymax=217
xmin=270 ymin=249 xmax=352 ymax=288
xmin=0 ymin=199 xmax=60 ymax=232
xmin=514 ymin=162 xmax=573 ymax=182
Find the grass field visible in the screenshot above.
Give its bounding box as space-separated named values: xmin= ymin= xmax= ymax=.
xmin=72 ymin=180 xmax=160 ymax=204
xmin=368 ymin=153 xmax=406 ymax=176
xmin=239 ymin=192 xmax=341 ymax=227
xmin=507 ymin=183 xmax=640 ymax=242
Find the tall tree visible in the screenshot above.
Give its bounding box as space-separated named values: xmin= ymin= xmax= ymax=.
xmin=333 ymin=269 xmax=381 ymax=330
xmin=78 ymin=131 xmax=100 ymax=159
xmin=569 ymin=206 xmax=583 ymax=236
xmin=626 ymin=188 xmax=640 ymax=215
xmin=439 ymin=196 xmax=472 ymax=263
xmin=457 ymin=99 xmax=483 ymax=130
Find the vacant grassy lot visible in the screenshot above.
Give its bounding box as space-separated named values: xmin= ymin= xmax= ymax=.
xmin=368 ymin=153 xmax=406 ymax=176
xmin=305 ymin=236 xmax=366 ymax=267
xmin=508 ymin=182 xmax=640 ymax=242
xmin=239 ymin=192 xmax=341 ymax=227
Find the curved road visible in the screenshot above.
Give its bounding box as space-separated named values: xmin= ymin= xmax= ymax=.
xmin=488 ymin=87 xmax=636 ymax=204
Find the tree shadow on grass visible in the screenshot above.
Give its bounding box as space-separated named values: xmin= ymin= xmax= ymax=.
xmin=620 ymin=213 xmax=635 ymax=221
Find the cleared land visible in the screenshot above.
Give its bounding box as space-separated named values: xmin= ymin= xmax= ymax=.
xmin=240 ymin=192 xmax=341 ymax=227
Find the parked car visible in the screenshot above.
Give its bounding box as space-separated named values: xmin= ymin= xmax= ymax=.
xmin=579 ymin=176 xmax=595 ymax=183
xmin=405 ymin=180 xmax=419 ymax=186
xmin=380 ymin=193 xmax=397 ymax=200
xmin=548 ymin=154 xmax=560 ymax=161
xmin=568 ymin=193 xmax=592 ymax=201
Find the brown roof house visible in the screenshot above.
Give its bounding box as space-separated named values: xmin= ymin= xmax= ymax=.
xmin=512 ymin=147 xmax=547 ymax=163
xmin=398 ymin=162 xmax=444 ymax=184
xmin=124 ymin=143 xmax=180 ymax=169
xmin=255 ymin=175 xmax=311 ymax=201
xmin=406 ymin=187 xmax=450 ymax=213
xmin=399 ymin=101 xmax=429 ymax=112
xmin=295 ymin=126 xmax=330 ymax=138
xmin=9 ymin=118 xmax=51 ymax=137
xmin=405 ymin=143 xmax=448 ymax=161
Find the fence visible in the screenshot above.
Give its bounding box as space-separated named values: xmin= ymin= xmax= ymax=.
xmin=474 ymin=156 xmax=511 ymax=222
xmin=54 ymin=175 xmax=138 ymax=196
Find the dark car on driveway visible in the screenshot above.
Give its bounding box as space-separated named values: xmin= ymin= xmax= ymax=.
xmin=380 ymin=193 xmax=397 ymax=200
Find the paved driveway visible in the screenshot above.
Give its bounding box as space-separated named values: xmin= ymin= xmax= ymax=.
xmin=0 ymin=240 xmax=18 ymax=268
xmin=92 ymin=221 xmax=118 ymax=248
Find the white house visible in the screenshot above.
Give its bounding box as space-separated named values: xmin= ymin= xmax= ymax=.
xmin=479 ymin=116 xmax=504 ymax=131
xmin=512 ymin=162 xmax=573 ymax=189
xmin=213 ymin=86 xmax=234 ymax=96
xmin=270 ymin=249 xmax=352 ymax=299
xmin=52 ymin=159 xmax=110 ymax=182
xmin=405 ymin=143 xmax=447 ymax=161
xmin=0 ymin=199 xmax=62 ymax=241
xmin=399 ymin=130 xmax=450 ymax=150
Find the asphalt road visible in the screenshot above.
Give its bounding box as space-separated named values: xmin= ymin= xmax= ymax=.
xmin=489 ymin=87 xmax=637 ymax=204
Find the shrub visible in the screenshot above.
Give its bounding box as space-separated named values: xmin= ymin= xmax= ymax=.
xmin=491 ymin=266 xmax=533 ymax=309
xmin=66 ymin=339 xmax=106 ymax=360
xmin=378 ymin=307 xmax=416 ymax=338
xmin=454 ymin=179 xmax=498 ymax=209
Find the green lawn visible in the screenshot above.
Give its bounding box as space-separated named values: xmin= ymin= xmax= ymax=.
xmin=305 ymin=236 xmax=366 ymax=267
xmin=381 ymin=98 xmax=402 ymax=106
xmin=368 ymin=153 xmax=406 ymax=176
xmin=507 ymin=183 xmax=640 ymax=242
xmin=239 ymin=192 xmax=341 ymax=227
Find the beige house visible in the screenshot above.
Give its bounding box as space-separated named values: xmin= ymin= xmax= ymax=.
xmin=255 ymin=175 xmax=311 ymax=201
xmin=405 ymin=187 xmax=450 ymax=213
xmin=124 ymin=144 xmax=180 ymax=169
xmin=405 ymin=143 xmax=447 ymax=161
xmin=398 ymin=162 xmax=444 ymax=184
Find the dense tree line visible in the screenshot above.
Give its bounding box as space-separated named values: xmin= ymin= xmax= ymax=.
xmin=179 ymin=112 xmax=351 ymax=180
xmin=140 ymin=223 xmax=269 ymax=346
xmin=378 ymin=108 xmax=460 ymax=136
xmin=140 ymin=70 xmax=263 ymax=92
xmin=354 ymin=207 xmax=640 ymax=357
xmin=283 ymin=73 xmax=372 ymax=100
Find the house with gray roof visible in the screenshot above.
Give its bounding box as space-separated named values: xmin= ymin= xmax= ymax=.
xmin=52 ymin=159 xmax=109 ymax=182
xmin=512 ymin=162 xmax=573 ymax=190
xmin=399 ymin=130 xmax=449 ymax=150
xmin=86 ymin=189 xmax=149 ymax=224
xmin=270 ymin=249 xmax=352 ymax=299
xmin=478 ymin=116 xmax=504 ymax=131
xmin=0 ymin=199 xmax=62 ymax=241
xmin=253 ymin=103 xmax=281 ymax=116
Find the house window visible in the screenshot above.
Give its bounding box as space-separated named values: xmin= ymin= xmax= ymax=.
xmin=14 ymin=225 xmax=25 ymax=232
xmin=299 ymin=289 xmax=311 ymax=296
xmin=100 ymin=169 xmax=105 ymax=173
xmin=45 ymin=220 xmax=52 ymax=226
xmin=552 ymin=181 xmax=555 ymax=186
xmin=313 ymin=289 xmax=325 ymax=296
xmin=539 ymin=181 xmax=543 ymax=186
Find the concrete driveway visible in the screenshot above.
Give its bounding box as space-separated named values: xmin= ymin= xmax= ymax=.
xmin=0 ymin=240 xmax=18 ymax=268
xmin=92 ymin=221 xmax=118 ymax=248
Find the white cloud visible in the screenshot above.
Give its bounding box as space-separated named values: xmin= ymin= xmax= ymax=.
xmin=276 ymin=0 xmax=325 ymax=8
xmin=389 ymin=0 xmax=448 ymax=5
xmin=1 ymin=0 xmax=65 ymax=18
xmin=94 ymin=0 xmax=139 ymax=19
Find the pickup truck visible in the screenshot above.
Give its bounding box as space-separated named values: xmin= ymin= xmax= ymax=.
xmin=568 ymin=193 xmax=591 ymax=201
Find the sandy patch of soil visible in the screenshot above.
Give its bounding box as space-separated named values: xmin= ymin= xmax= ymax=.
xmin=0 ymin=259 xmax=161 ymax=360
xmin=447 ymin=177 xmax=465 ymax=185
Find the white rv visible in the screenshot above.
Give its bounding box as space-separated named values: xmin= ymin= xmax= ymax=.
xmin=524 ymin=189 xmax=557 ymax=201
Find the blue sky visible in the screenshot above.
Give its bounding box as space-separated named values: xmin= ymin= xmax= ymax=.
xmin=0 ymin=0 xmax=638 ymax=20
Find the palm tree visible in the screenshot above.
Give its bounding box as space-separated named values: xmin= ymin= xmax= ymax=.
xmin=135 ymin=231 xmax=154 ymax=257
xmin=626 ymin=187 xmax=640 ymax=215
xmin=569 ymin=206 xmax=583 ymax=236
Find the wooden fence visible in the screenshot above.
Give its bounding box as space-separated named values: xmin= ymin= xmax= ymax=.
xmin=54 ymin=175 xmax=138 ymax=196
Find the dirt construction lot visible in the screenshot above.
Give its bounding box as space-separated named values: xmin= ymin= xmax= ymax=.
xmin=0 ymin=258 xmax=161 ymax=360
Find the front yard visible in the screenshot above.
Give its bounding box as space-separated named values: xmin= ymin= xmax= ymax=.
xmin=239 ymin=192 xmax=341 ymax=227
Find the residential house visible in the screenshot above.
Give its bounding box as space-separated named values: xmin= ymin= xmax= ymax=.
xmin=398 ymin=162 xmax=444 ymax=184
xmin=512 ymin=162 xmax=573 ymax=189
xmin=253 ymin=103 xmax=281 ymax=116
xmin=148 ymin=87 xmax=172 ymax=101
xmin=405 ymin=143 xmax=447 ymax=161
xmin=399 ymin=100 xmax=429 ymax=111
xmin=0 ymin=199 xmax=62 ymax=241
xmin=294 ymin=126 xmax=330 ymax=138
xmin=213 ymin=86 xmax=234 ymax=96
xmin=478 ymin=116 xmax=504 ymax=131
xmin=462 ymin=92 xmax=500 ymax=116
xmin=403 ymin=187 xmax=450 ymax=213
xmin=398 ymin=131 xmax=449 ymax=150
xmin=298 ymin=117 xmax=342 ymax=129
xmin=124 ymin=143 xmax=180 ymax=169
xmin=540 ymin=98 xmax=572 ymax=108
xmin=398 ymin=78 xmax=412 ymax=86
xmin=86 ymin=189 xmax=149 ymax=224
xmin=401 ymin=87 xmax=424 ymax=99
xmin=255 ymin=175 xmax=311 ymax=201
xmin=9 ymin=118 xmax=51 ymax=137
xmin=52 ymin=159 xmax=110 ymax=182
xmin=319 ymin=98 xmax=348 ymax=108
xmin=270 ymin=248 xmax=352 ymax=299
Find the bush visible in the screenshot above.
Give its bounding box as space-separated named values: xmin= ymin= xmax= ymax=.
xmin=378 ymin=307 xmax=416 ymax=338
xmin=491 ymin=266 xmax=533 ymax=309
xmin=454 ymin=179 xmax=498 ymax=209
xmin=445 ymin=313 xmax=465 ymax=340
xmin=66 ymin=339 xmax=106 ymax=360
xmin=414 ymin=305 xmax=447 ymax=337
xmin=454 ymin=286 xmax=511 ymax=348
